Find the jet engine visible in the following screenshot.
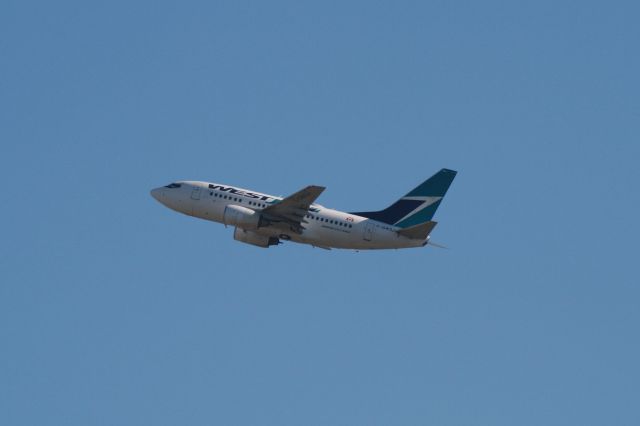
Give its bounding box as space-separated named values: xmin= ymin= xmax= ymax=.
xmin=233 ymin=227 xmax=279 ymax=248
xmin=223 ymin=205 xmax=261 ymax=230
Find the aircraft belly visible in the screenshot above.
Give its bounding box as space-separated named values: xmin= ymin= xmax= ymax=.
xmin=299 ymin=224 xmax=364 ymax=249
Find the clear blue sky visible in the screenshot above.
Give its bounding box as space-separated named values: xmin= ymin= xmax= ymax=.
xmin=2 ymin=1 xmax=639 ymax=425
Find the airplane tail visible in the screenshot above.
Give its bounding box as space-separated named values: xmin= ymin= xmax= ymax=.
xmin=351 ymin=168 xmax=457 ymax=229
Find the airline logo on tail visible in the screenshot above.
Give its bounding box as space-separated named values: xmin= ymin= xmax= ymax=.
xmin=351 ymin=168 xmax=457 ymax=228
xmin=394 ymin=196 xmax=442 ymax=224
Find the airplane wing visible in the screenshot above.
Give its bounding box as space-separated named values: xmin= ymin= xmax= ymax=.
xmin=261 ymin=185 xmax=325 ymax=233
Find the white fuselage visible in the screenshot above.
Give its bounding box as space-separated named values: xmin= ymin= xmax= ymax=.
xmin=151 ymin=181 xmax=427 ymax=250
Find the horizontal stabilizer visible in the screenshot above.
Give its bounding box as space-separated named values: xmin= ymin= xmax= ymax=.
xmin=397 ymin=221 xmax=437 ymax=240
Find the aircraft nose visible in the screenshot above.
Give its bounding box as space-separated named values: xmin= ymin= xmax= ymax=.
xmin=150 ymin=187 xmax=164 ymax=202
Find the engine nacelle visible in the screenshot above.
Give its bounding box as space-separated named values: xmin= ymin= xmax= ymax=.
xmin=233 ymin=227 xmax=279 ymax=248
xmin=223 ymin=205 xmax=261 ymax=230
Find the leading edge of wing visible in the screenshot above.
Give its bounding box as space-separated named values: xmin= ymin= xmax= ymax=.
xmin=262 ymin=185 xmax=325 ymax=231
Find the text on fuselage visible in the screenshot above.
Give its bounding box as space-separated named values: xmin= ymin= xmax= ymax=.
xmin=208 ymin=184 xmax=274 ymax=201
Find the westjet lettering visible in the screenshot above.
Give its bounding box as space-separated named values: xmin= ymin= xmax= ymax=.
xmin=207 ymin=184 xmax=274 ymax=201
xmin=151 ymin=168 xmax=457 ymax=250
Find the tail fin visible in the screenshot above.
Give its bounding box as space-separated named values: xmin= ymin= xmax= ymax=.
xmin=351 ymin=168 xmax=457 ymax=228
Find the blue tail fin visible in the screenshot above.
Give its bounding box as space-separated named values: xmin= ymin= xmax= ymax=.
xmin=351 ymin=168 xmax=457 ymax=228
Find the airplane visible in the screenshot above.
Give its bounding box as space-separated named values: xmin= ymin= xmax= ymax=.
xmin=150 ymin=168 xmax=457 ymax=250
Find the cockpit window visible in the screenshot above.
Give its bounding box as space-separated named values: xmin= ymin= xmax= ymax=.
xmin=164 ymin=183 xmax=182 ymax=189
